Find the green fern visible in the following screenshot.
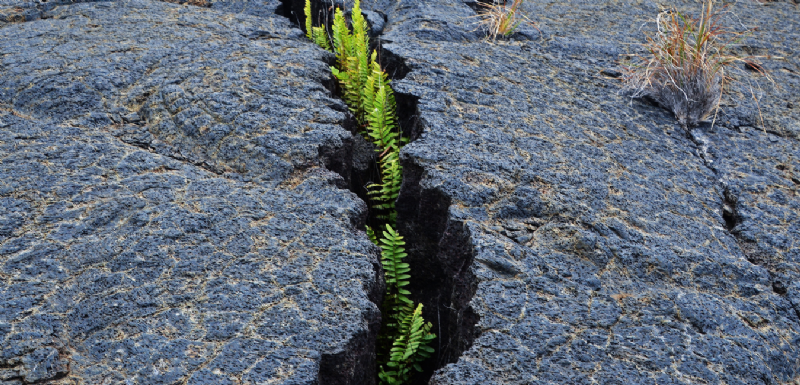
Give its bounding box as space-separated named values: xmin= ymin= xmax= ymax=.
xmin=379 ymin=303 xmax=436 ymax=384
xmin=302 ymin=2 xmax=435 ymax=383
xmin=312 ymin=27 xmax=332 ymax=51
xmin=368 ymin=151 xmax=402 ymax=223
xmin=363 ymin=55 xmax=400 ymax=152
xmin=330 ymin=1 xmax=371 ymax=120
xmin=379 ymin=224 xmax=412 ymax=314
xmin=304 ymin=0 xmax=314 ymax=40
xmin=377 ymin=225 xmax=434 ymax=384
xmin=362 ymin=50 xmax=404 ymax=222
xmin=366 ymin=225 xmax=379 ymax=245
xmin=304 ymin=0 xmax=332 ymax=51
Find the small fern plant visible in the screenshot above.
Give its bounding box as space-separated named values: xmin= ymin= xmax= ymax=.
xmin=304 ymin=0 xmax=331 ymax=51
xmin=380 ymin=303 xmax=436 ymax=384
xmin=330 ymin=3 xmax=371 ymax=122
xmin=378 ymin=225 xmax=413 ymax=326
xmin=304 ymin=1 xmax=435 ymax=383
xmin=366 ymin=225 xmax=379 ymax=245
xmin=362 ymin=54 xmax=402 ymax=152
xmin=363 ymin=54 xmax=405 ymax=222
xmin=377 ymin=226 xmax=434 ymax=384
xmin=368 ymin=151 xmax=402 ymax=223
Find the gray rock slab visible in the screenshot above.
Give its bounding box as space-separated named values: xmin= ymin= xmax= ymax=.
xmin=0 ymin=1 xmax=381 ymax=384
xmin=371 ymin=0 xmax=800 ymax=383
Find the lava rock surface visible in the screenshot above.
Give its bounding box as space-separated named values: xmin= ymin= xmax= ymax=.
xmin=375 ymin=0 xmax=799 ymax=383
xmin=0 ymin=1 xmax=381 ymax=384
xmin=2 ymin=0 xmax=799 ymax=384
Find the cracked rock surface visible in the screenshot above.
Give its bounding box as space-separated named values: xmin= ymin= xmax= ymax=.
xmin=367 ymin=0 xmax=800 ymax=383
xmin=2 ymin=0 xmax=799 ymax=384
xmin=1 ymin=0 xmax=381 ymax=384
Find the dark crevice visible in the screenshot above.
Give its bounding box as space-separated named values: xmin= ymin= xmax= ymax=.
xmin=274 ymin=0 xmax=299 ymax=21
xmin=317 ymin=317 xmax=382 ymax=385
xmin=722 ymin=188 xmax=782 ymax=288
xmin=720 ymin=189 xmax=760 ymax=265
xmin=274 ymin=0 xmax=292 ymax=19
xmin=317 ymin=125 xmax=355 ymax=189
xmin=641 ymin=95 xmax=663 ymax=109
xmin=721 ymin=186 xmax=796 ymax=310
xmin=395 ymin=160 xmax=480 ymax=384
xmin=348 ymin=138 xmax=383 ymax=233
xmin=395 ymin=92 xmax=423 ymax=142
xmin=278 ymin=0 xmax=480 ymax=383
xmin=772 ymin=281 xmax=788 ymax=295
xmin=374 ymin=45 xmax=412 ymax=80
xmin=722 ymin=190 xmax=739 ymax=232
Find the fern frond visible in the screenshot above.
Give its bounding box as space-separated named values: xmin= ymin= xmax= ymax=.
xmin=367 ymin=150 xmax=402 ymax=223
xmin=360 ymin=52 xmax=379 ymax=133
xmin=366 ymin=225 xmax=379 ymax=245
xmin=332 ymin=8 xmax=351 ymax=65
xmin=379 ymin=225 xmax=409 ymax=303
xmin=304 ymin=0 xmax=331 ymax=51
xmin=380 ymin=303 xmax=435 ymax=384
xmin=304 ymin=0 xmax=313 ymax=40
xmin=329 ymin=0 xmax=374 ymax=124
xmin=364 ymin=56 xmax=400 ymax=153
xmin=339 ymin=56 xmax=363 ymax=109
xmin=312 ymin=27 xmax=331 ymax=51
xmin=351 ymin=0 xmax=369 ymax=43
xmin=352 ymin=0 xmax=370 ymax=111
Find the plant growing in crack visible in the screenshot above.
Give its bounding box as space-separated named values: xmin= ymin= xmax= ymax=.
xmin=622 ymin=0 xmax=773 ymax=129
xmin=305 ymin=0 xmax=331 ymax=50
xmin=304 ymin=0 xmax=435 ymax=383
xmin=377 ymin=225 xmax=435 ymax=384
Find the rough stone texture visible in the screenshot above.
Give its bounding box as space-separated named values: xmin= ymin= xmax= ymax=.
xmin=2 ymin=0 xmax=800 ymax=384
xmin=0 ymin=1 xmax=382 ymax=384
xmin=369 ymin=0 xmax=799 ymax=383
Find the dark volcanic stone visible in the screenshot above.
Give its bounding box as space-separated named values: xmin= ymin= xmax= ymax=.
xmin=0 ymin=1 xmax=381 ymax=384
xmin=362 ymin=0 xmax=798 ymax=383
xmin=3 ymin=0 xmax=799 ymax=383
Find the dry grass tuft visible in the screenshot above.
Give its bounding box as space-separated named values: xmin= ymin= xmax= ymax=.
xmin=473 ymin=0 xmax=534 ymax=40
xmin=622 ymin=1 xmax=770 ymax=128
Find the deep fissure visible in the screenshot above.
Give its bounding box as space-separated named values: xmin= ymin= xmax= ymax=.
xmin=394 ymin=163 xmax=480 ymax=376
xmin=276 ymin=0 xmax=479 ymax=383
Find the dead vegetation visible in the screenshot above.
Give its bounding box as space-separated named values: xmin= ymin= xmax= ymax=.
xmin=622 ymin=1 xmax=772 ymax=128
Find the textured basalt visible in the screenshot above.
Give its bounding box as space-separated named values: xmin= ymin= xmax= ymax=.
xmin=0 ymin=1 xmax=382 ymax=384
xmin=374 ymin=0 xmax=800 ymax=383
xmin=1 ymin=0 xmax=799 ymax=384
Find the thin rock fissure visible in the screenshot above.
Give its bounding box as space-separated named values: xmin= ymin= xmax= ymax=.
xmin=276 ymin=0 xmax=480 ymax=383
xmin=689 ymin=126 xmax=791 ymax=300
